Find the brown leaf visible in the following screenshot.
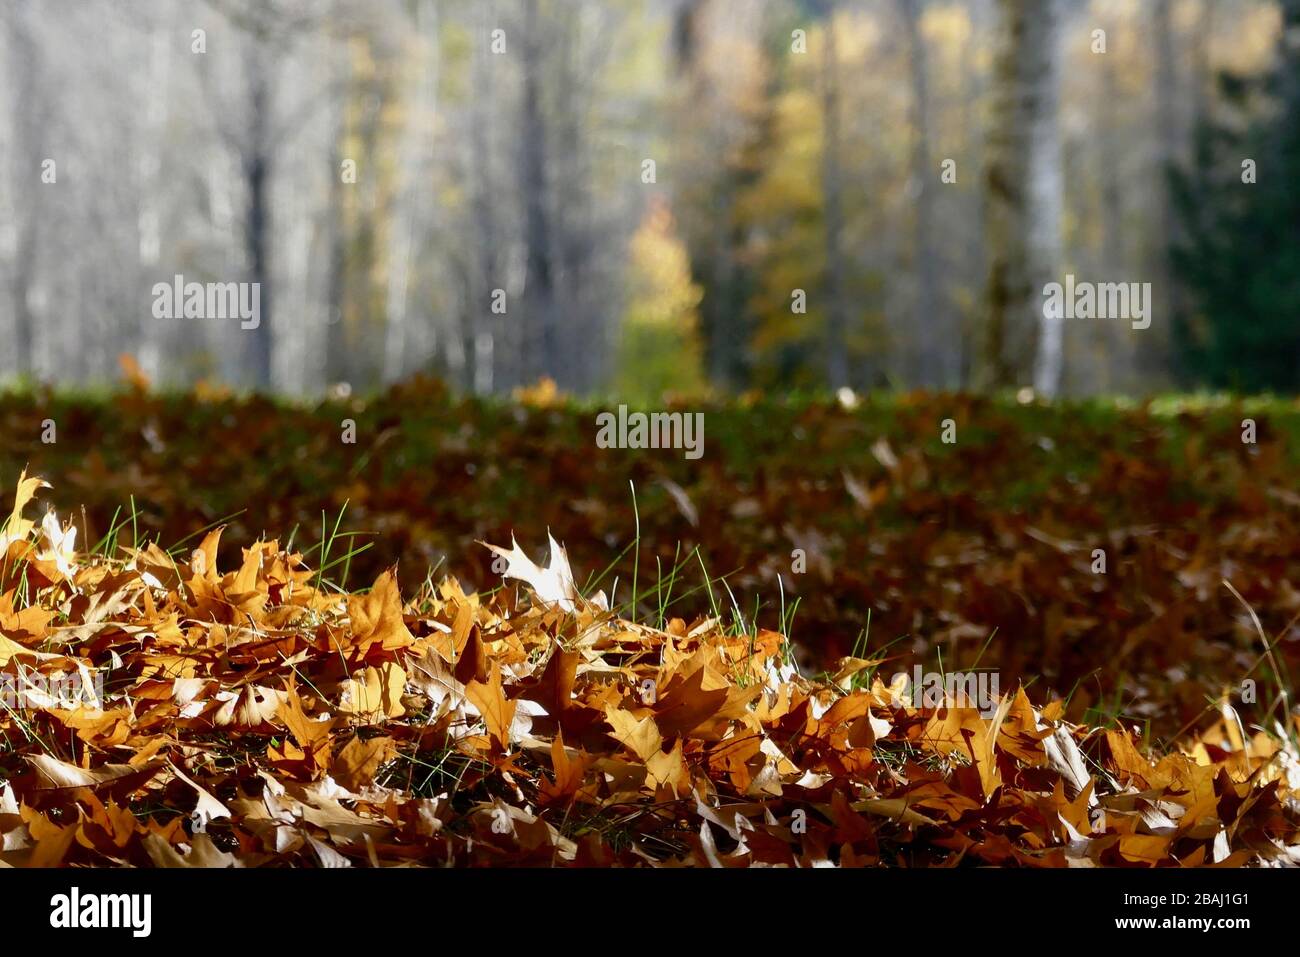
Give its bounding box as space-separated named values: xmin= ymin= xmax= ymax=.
xmin=465 ymin=669 xmax=517 ymax=749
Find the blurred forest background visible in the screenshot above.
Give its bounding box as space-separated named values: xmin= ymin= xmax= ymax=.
xmin=1 ymin=0 xmax=1298 ymax=399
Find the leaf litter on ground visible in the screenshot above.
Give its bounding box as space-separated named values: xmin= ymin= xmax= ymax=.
xmin=2 ymin=472 xmax=1300 ymax=867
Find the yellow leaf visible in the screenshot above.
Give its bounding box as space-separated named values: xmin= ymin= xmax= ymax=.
xmin=143 ymin=832 xmax=240 ymax=868
xmin=2 ymin=470 xmax=49 ymax=543
xmin=333 ymin=736 xmax=395 ymax=791
xmin=645 ymin=738 xmax=691 ymax=795
xmin=338 ymin=663 xmax=407 ymax=721
xmin=605 ymin=706 xmax=664 ymax=762
xmin=347 ymin=569 xmax=415 ymax=652
xmin=465 ymin=669 xmax=516 ymax=748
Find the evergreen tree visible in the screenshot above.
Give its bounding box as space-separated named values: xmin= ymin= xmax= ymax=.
xmin=1171 ymin=3 xmax=1300 ymax=392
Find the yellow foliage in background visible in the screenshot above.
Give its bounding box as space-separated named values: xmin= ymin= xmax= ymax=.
xmin=614 ymin=197 xmax=707 ymax=403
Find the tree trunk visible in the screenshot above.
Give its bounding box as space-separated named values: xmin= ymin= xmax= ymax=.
xmin=469 ymin=4 xmax=501 ymax=391
xmin=324 ymin=40 xmax=350 ymax=386
xmin=977 ymin=0 xmax=1062 ymax=394
xmin=5 ymin=0 xmax=40 ymax=378
xmin=900 ymin=0 xmax=946 ymax=388
xmin=520 ymin=0 xmax=558 ymax=387
xmin=705 ymin=184 xmax=741 ymax=388
xmin=134 ymin=22 xmax=171 ymax=383
xmin=957 ymin=5 xmax=985 ymax=388
xmin=384 ymin=0 xmax=440 ymax=386
xmin=1098 ymin=12 xmax=1127 ymax=391
xmin=676 ymin=0 xmax=754 ymax=393
xmin=820 ymin=4 xmax=850 ymax=391
xmin=1146 ymin=0 xmax=1181 ymax=386
xmin=242 ymin=41 xmax=274 ymax=391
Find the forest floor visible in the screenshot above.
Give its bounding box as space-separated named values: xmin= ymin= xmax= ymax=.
xmin=1 ymin=376 xmax=1300 ymax=866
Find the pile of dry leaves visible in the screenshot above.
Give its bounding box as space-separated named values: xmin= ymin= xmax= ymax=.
xmin=2 ymin=472 xmax=1299 ymax=867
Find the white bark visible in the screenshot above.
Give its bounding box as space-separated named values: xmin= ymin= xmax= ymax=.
xmin=384 ymin=0 xmax=441 ymax=385
xmin=979 ymin=0 xmax=1063 ymax=393
xmin=1027 ymin=0 xmax=1064 ymax=396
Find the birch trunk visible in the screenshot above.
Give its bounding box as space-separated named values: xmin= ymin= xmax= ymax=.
xmin=978 ymin=0 xmax=1063 ymax=394
xmin=820 ymin=3 xmax=850 ymax=391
